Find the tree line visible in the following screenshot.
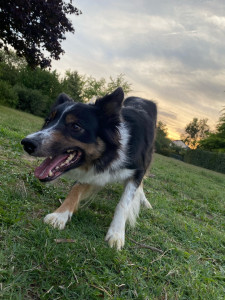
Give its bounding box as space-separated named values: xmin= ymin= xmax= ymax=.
xmin=156 ymin=112 xmax=225 ymax=155
xmin=183 ymin=115 xmax=225 ymax=153
xmin=1 ymin=50 xmax=224 ymax=162
xmin=0 ymin=50 xmax=132 ymax=117
xmin=155 ymin=113 xmax=225 ymax=173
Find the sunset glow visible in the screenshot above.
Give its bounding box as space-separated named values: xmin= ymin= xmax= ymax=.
xmin=52 ymin=0 xmax=225 ymax=137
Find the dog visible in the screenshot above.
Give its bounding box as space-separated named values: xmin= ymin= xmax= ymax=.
xmin=21 ymin=87 xmax=157 ymax=250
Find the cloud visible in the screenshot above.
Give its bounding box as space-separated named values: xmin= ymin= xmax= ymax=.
xmin=52 ymin=0 xmax=225 ymax=139
xmin=159 ymin=110 xmax=177 ymax=120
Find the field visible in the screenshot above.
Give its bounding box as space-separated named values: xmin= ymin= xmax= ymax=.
xmin=0 ymin=105 xmax=225 ymax=299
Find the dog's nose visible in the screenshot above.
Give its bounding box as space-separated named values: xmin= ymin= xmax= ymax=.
xmin=21 ymin=138 xmax=37 ymax=155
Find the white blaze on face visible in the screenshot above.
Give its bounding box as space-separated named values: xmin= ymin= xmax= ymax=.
xmin=25 ymin=104 xmax=75 ymax=152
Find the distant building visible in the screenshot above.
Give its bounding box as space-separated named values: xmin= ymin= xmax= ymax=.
xmin=172 ymin=140 xmax=189 ymax=149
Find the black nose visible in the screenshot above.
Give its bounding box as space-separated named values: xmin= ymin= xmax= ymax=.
xmin=21 ymin=138 xmax=37 ymax=155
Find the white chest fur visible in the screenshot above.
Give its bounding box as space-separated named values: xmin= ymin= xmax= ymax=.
xmin=66 ymin=167 xmax=134 ymax=186
xmin=65 ymin=123 xmax=134 ymax=186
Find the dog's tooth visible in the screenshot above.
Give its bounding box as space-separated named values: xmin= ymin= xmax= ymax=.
xmin=65 ymin=154 xmax=75 ymax=164
xmin=49 ymin=170 xmax=53 ymax=177
xmin=57 ymin=152 xmax=76 ymax=169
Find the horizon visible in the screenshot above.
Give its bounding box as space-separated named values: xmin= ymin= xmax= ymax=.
xmin=50 ymin=0 xmax=225 ymax=140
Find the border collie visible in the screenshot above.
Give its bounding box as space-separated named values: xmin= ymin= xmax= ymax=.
xmin=21 ymin=87 xmax=157 ymax=250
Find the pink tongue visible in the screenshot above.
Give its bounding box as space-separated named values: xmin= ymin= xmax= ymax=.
xmin=34 ymin=154 xmax=69 ymax=179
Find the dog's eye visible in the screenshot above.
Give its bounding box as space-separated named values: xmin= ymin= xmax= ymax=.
xmin=71 ymin=123 xmax=82 ymax=132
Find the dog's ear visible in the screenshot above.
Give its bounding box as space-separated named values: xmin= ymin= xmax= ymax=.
xmin=53 ymin=93 xmax=74 ymax=108
xmin=95 ymin=87 xmax=124 ymax=116
xmin=95 ymin=87 xmax=124 ymax=147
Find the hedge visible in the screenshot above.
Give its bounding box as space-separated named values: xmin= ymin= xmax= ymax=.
xmin=13 ymin=84 xmax=50 ymax=117
xmin=0 ymin=80 xmax=18 ymax=108
xmin=184 ymin=149 xmax=225 ymax=174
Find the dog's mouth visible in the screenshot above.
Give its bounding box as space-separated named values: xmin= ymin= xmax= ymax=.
xmin=34 ymin=149 xmax=83 ymax=182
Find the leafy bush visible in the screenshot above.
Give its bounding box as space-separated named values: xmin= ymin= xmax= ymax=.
xmin=184 ymin=149 xmax=225 ymax=174
xmin=18 ymin=67 xmax=62 ymax=101
xmin=0 ymin=80 xmax=18 ymax=107
xmin=14 ymin=84 xmax=49 ymax=117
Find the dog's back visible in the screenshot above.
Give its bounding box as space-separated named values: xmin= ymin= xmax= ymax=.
xmin=122 ymin=97 xmax=157 ymax=183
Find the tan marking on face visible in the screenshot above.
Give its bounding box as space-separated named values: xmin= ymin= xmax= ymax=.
xmin=65 ymin=114 xmax=78 ymax=124
xmin=43 ymin=110 xmax=57 ymax=127
xmin=50 ymin=131 xmax=105 ymax=168
xmin=51 ymin=110 xmax=57 ymax=119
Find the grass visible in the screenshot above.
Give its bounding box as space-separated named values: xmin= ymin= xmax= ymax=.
xmin=0 ymin=105 xmax=225 ymax=299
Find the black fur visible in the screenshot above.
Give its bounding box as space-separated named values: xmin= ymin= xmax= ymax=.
xmin=122 ymin=97 xmax=157 ymax=184
xmin=21 ymin=88 xmax=158 ymax=249
xmin=22 ymin=88 xmax=157 ymax=185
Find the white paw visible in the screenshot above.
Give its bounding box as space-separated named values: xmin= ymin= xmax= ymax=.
xmin=105 ymin=227 xmax=125 ymax=250
xmin=44 ymin=210 xmax=72 ymax=230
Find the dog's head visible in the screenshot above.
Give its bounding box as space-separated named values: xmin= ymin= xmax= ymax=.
xmin=21 ymin=87 xmax=124 ymax=182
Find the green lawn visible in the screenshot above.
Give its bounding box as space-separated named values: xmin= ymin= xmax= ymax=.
xmin=0 ymin=105 xmax=225 ymax=299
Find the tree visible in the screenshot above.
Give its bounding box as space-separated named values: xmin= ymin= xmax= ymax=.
xmin=0 ymin=0 xmax=81 ymax=68
xmin=81 ymin=73 xmax=132 ymax=101
xmin=182 ymin=118 xmax=210 ymax=148
xmin=61 ymin=70 xmax=84 ymax=102
xmin=18 ymin=66 xmax=62 ymax=101
xmin=81 ymin=76 xmax=107 ymax=101
xmin=199 ymin=108 xmax=225 ymax=152
xmin=0 ymin=50 xmax=132 ymax=117
xmin=106 ymin=74 xmax=132 ymax=95
xmin=155 ymin=121 xmax=171 ymax=156
xmin=217 ymin=108 xmax=225 ymax=136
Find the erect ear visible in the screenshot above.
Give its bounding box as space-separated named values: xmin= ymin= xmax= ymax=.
xmin=95 ymin=87 xmax=124 ymax=116
xmin=53 ymin=93 xmax=73 ymax=108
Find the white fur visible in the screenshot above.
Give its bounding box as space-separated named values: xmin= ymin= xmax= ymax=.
xmin=34 ymin=113 xmax=150 ymax=249
xmin=27 ymin=104 xmax=74 ymax=142
xmin=66 ymin=166 xmax=134 ymax=186
xmin=139 ymin=186 xmax=153 ymax=209
xmin=26 ymin=101 xmax=152 ymax=250
xmin=127 ymin=186 xmax=152 ymax=226
xmin=127 ymin=186 xmax=141 ymax=227
xmin=110 ymin=123 xmax=130 ymax=170
xmin=105 ymin=182 xmax=153 ymax=249
xmin=105 ymin=181 xmax=137 ymax=250
xmin=66 ymin=123 xmax=134 ymax=186
xmin=44 ymin=210 xmax=72 ymax=230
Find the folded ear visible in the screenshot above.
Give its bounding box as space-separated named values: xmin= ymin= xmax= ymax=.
xmin=95 ymin=87 xmax=124 ymax=116
xmin=53 ymin=93 xmax=73 ymax=108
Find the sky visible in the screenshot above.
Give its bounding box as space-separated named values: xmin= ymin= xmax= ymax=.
xmin=52 ymin=0 xmax=225 ymax=139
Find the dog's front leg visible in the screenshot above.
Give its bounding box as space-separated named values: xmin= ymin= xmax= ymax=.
xmin=44 ymin=183 xmax=94 ymax=230
xmin=105 ymin=181 xmax=139 ymax=250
